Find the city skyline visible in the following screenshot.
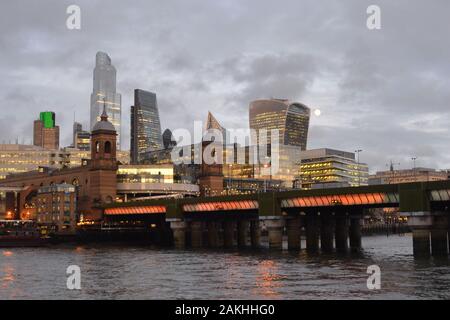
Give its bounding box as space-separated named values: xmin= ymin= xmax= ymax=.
xmin=0 ymin=1 xmax=449 ymax=173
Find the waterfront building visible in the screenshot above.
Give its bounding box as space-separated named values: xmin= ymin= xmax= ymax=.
xmin=0 ymin=109 xmax=119 ymax=221
xmin=116 ymin=164 xmax=199 ymax=201
xmin=34 ymin=183 xmax=77 ymax=235
xmin=298 ymin=148 xmax=369 ymax=189
xmin=0 ymin=144 xmax=55 ymax=180
xmin=130 ymin=89 xmax=163 ymax=164
xmin=369 ymin=167 xmax=448 ymax=185
xmin=90 ymin=51 xmax=122 ymax=149
xmin=249 ymin=99 xmax=310 ymax=150
xmin=0 ymin=144 xmax=130 ymax=181
xmin=33 ymin=111 xmax=60 ymax=150
xmin=0 ymin=111 xmax=198 ymax=221
xmin=0 ymin=186 xmax=21 ymax=219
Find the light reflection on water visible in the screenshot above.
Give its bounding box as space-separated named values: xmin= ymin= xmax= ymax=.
xmin=0 ymin=234 xmax=449 ymax=300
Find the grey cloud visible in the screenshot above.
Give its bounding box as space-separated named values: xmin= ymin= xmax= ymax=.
xmin=0 ymin=0 xmax=449 ymax=171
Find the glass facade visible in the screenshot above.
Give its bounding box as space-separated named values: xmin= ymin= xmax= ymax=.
xmin=249 ymin=99 xmax=310 ymax=150
xmin=0 ymin=145 xmax=130 ymax=180
xmin=0 ymin=145 xmax=53 ymax=179
xmin=298 ymin=148 xmax=369 ymax=189
xmin=130 ymin=89 xmax=163 ymax=164
xmin=90 ymin=52 xmax=122 ymax=149
xmin=117 ymin=165 xmax=174 ymax=184
xmin=75 ymin=131 xmax=91 ymax=151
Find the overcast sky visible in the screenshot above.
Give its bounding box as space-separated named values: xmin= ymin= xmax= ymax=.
xmin=0 ymin=0 xmax=449 ymax=173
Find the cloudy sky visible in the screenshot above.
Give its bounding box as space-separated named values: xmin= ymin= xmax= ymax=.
xmin=0 ymin=0 xmax=449 ymax=173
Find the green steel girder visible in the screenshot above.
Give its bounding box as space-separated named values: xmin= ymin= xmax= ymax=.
xmin=101 ymin=180 xmax=450 ymax=216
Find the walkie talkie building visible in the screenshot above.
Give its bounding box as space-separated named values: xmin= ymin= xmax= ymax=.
xmin=249 ymin=99 xmax=310 ymax=150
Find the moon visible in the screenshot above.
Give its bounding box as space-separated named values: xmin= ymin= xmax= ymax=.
xmin=314 ymin=109 xmax=321 ymax=116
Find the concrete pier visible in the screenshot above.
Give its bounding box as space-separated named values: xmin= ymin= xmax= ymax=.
xmin=306 ymin=213 xmax=319 ymax=253
xmin=349 ymin=216 xmax=362 ymax=252
xmin=430 ymin=215 xmax=448 ymax=256
xmin=431 ymin=229 xmax=448 ymax=256
xmin=335 ymin=215 xmax=349 ymax=252
xmin=223 ymin=221 xmax=236 ymax=248
xmin=237 ymin=220 xmax=249 ymax=248
xmin=207 ymin=221 xmax=220 ymax=248
xmin=412 ymin=229 xmax=431 ymax=258
xmin=320 ymin=214 xmax=334 ymax=253
xmin=250 ymin=220 xmax=261 ymax=249
xmin=170 ymin=220 xmax=187 ymax=249
xmin=286 ymin=217 xmax=301 ymax=251
xmin=407 ymin=212 xmax=433 ymax=258
xmin=190 ymin=221 xmax=204 ymax=248
xmin=266 ymin=218 xmax=284 ymax=250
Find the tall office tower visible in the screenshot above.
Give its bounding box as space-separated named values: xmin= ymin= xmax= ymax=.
xmin=249 ymin=99 xmax=310 ymax=150
xmin=73 ymin=122 xmax=82 ymax=146
xmin=72 ymin=122 xmax=90 ymax=151
xmin=90 ymin=51 xmax=122 ymax=149
xmin=33 ymin=111 xmax=60 ymax=150
xmin=130 ymin=89 xmax=163 ymax=164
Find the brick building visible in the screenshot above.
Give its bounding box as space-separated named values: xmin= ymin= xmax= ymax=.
xmin=0 ymin=108 xmax=118 ymax=221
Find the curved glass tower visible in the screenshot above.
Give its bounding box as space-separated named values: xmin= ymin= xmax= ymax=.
xmin=90 ymin=52 xmax=122 ymax=149
xmin=249 ymin=99 xmax=310 ymax=150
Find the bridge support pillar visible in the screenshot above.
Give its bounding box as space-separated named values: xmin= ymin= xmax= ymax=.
xmin=349 ymin=216 xmax=362 ymax=252
xmin=286 ymin=217 xmax=301 ymax=251
xmin=431 ymin=215 xmax=448 ymax=257
xmin=406 ymin=212 xmax=433 ymax=258
xmin=207 ymin=221 xmax=220 ymax=248
xmin=306 ymin=213 xmax=320 ymax=253
xmin=237 ymin=220 xmax=249 ymax=248
xmin=266 ymin=218 xmax=284 ymax=250
xmin=320 ymin=214 xmax=334 ymax=253
xmin=412 ymin=229 xmax=431 ymax=258
xmin=170 ymin=220 xmax=186 ymax=249
xmin=190 ymin=221 xmax=204 ymax=248
xmin=250 ymin=220 xmax=261 ymax=249
xmin=335 ymin=215 xmax=349 ymax=252
xmin=223 ymin=221 xmax=236 ymax=248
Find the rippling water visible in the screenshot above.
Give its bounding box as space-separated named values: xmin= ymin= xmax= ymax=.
xmin=1 ymin=234 xmax=449 ymax=299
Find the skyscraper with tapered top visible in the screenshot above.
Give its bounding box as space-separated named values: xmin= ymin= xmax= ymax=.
xmin=90 ymin=51 xmax=122 ymax=149
xmin=130 ymin=89 xmax=163 ymax=164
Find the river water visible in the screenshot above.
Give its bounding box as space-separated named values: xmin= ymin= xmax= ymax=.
xmin=1 ymin=234 xmax=449 ymax=300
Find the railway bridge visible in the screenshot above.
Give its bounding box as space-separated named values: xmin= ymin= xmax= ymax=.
xmin=102 ymin=180 xmax=450 ymax=258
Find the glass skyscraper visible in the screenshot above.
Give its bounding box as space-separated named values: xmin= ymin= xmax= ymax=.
xmin=249 ymin=99 xmax=310 ymax=150
xmin=90 ymin=52 xmax=122 ymax=149
xmin=130 ymin=89 xmax=163 ymax=164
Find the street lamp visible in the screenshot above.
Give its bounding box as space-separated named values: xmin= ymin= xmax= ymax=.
xmin=355 ymin=149 xmax=363 ymax=186
xmin=411 ymin=157 xmax=417 ymax=179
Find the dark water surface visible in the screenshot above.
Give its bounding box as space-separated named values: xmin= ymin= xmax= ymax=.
xmin=1 ymin=234 xmax=449 ymax=299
